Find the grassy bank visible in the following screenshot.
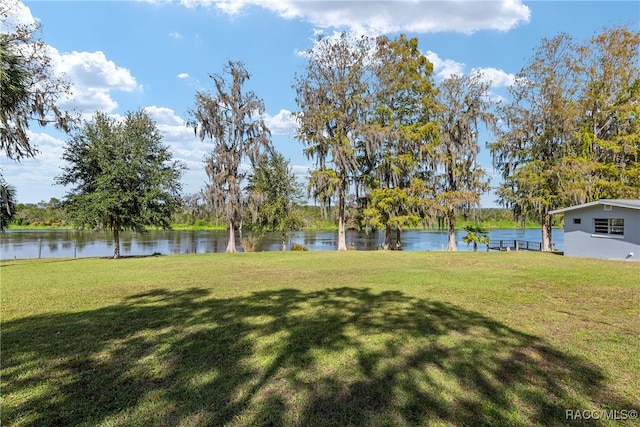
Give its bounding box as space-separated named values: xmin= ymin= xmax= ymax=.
xmin=2 ymin=252 xmax=638 ymax=426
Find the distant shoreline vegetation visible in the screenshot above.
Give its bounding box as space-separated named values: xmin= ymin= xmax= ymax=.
xmin=8 ymin=201 xmax=550 ymax=231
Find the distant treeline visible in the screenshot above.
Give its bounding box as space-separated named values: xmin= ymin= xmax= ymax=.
xmin=9 ymin=198 xmax=550 ymax=230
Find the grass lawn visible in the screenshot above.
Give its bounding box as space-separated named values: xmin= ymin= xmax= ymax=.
xmin=1 ymin=252 xmax=639 ymax=426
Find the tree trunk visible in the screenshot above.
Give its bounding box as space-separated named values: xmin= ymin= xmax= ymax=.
xmin=446 ymin=210 xmax=457 ymax=251
xmin=383 ymin=224 xmax=392 ymax=250
xmin=281 ymin=231 xmax=287 ymax=251
xmin=226 ymin=220 xmax=236 ymax=253
xmin=337 ymin=181 xmax=347 ymax=251
xmin=395 ymin=228 xmax=402 ymax=250
xmin=473 ymin=241 xmax=478 ymax=252
xmin=113 ymin=222 xmax=121 ymax=259
xmin=541 ymin=210 xmax=552 ymax=252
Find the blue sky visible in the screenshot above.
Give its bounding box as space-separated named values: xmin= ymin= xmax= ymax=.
xmin=2 ymin=0 xmax=638 ymax=206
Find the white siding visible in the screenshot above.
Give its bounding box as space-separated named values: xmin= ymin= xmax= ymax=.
xmin=563 ymin=205 xmax=640 ymax=260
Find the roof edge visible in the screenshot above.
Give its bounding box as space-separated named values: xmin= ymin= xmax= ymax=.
xmin=550 ymin=199 xmax=640 ymax=214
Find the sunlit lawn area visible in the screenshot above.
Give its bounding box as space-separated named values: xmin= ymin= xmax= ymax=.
xmin=2 ymin=251 xmax=639 ymax=426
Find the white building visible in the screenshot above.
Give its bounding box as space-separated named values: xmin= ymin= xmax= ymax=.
xmin=549 ymin=200 xmax=640 ymax=261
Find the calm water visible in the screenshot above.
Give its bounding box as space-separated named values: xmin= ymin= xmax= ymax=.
xmin=0 ymin=228 xmax=563 ymax=260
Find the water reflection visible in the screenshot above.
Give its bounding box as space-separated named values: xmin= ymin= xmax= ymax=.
xmin=0 ymin=228 xmax=563 ymax=260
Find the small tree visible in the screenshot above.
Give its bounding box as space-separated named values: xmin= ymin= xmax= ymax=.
xmin=246 ymin=152 xmax=305 ymax=251
xmin=189 ymin=61 xmax=272 ymax=253
xmin=462 ymin=225 xmax=489 ymax=252
xmin=57 ymin=110 xmax=184 ymax=258
xmin=362 ymin=187 xmax=420 ymax=250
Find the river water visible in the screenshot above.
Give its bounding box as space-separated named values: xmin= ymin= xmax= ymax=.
xmin=0 ymin=228 xmax=563 ymax=260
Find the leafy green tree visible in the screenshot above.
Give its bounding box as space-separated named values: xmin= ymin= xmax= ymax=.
xmin=1 ymin=1 xmax=73 ymax=161
xmin=435 ymin=73 xmax=495 ymax=251
xmin=294 ymin=32 xmax=371 ymax=251
xmin=189 ymin=61 xmax=272 ymax=253
xmin=362 ymin=186 xmax=421 ymax=249
xmin=246 ymin=152 xmax=305 ymax=251
xmin=462 ymin=225 xmax=489 ymax=252
xmin=490 ymin=33 xmax=580 ymax=251
xmin=56 ymin=110 xmax=184 ymax=258
xmin=361 ymin=34 xmax=439 ymax=250
xmin=0 ymin=178 xmax=16 ymax=230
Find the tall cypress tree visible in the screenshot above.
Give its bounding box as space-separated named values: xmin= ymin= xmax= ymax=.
xmin=189 ymin=61 xmax=272 ymax=253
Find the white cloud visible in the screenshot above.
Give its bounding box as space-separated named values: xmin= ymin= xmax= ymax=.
xmin=177 ymin=72 xmax=190 ymax=79
xmin=264 ymin=109 xmax=297 ymax=135
xmin=52 ymin=49 xmax=140 ymax=113
xmin=55 ymin=50 xmax=139 ymax=90
xmin=165 ymin=0 xmax=530 ymax=34
xmin=425 ymin=50 xmax=465 ymax=80
xmin=169 ymin=31 xmax=183 ymax=39
xmin=1 ymin=130 xmax=68 ymax=202
xmin=290 ymin=164 xmax=311 ymax=182
xmin=144 ymin=106 xmax=186 ymax=127
xmin=471 ymin=67 xmax=515 ymax=88
xmin=143 ymin=106 xmax=199 ymax=155
xmin=424 ymin=53 xmax=514 ymax=91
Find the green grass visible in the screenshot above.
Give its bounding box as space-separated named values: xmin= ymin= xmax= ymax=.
xmin=6 ymin=224 xmax=75 ymax=230
xmin=2 ymin=252 xmax=639 ymax=426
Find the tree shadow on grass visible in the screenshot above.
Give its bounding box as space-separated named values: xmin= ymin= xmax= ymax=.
xmin=2 ymin=287 xmax=637 ymax=426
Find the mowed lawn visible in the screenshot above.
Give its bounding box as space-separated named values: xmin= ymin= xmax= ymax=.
xmin=1 ymin=251 xmax=639 ymax=426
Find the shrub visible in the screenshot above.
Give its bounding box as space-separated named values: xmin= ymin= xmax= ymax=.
xmin=241 ymin=233 xmax=263 ymax=252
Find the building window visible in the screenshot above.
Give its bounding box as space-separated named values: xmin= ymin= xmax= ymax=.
xmin=573 ymin=218 xmax=581 ymax=224
xmin=594 ymin=218 xmax=624 ymax=235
